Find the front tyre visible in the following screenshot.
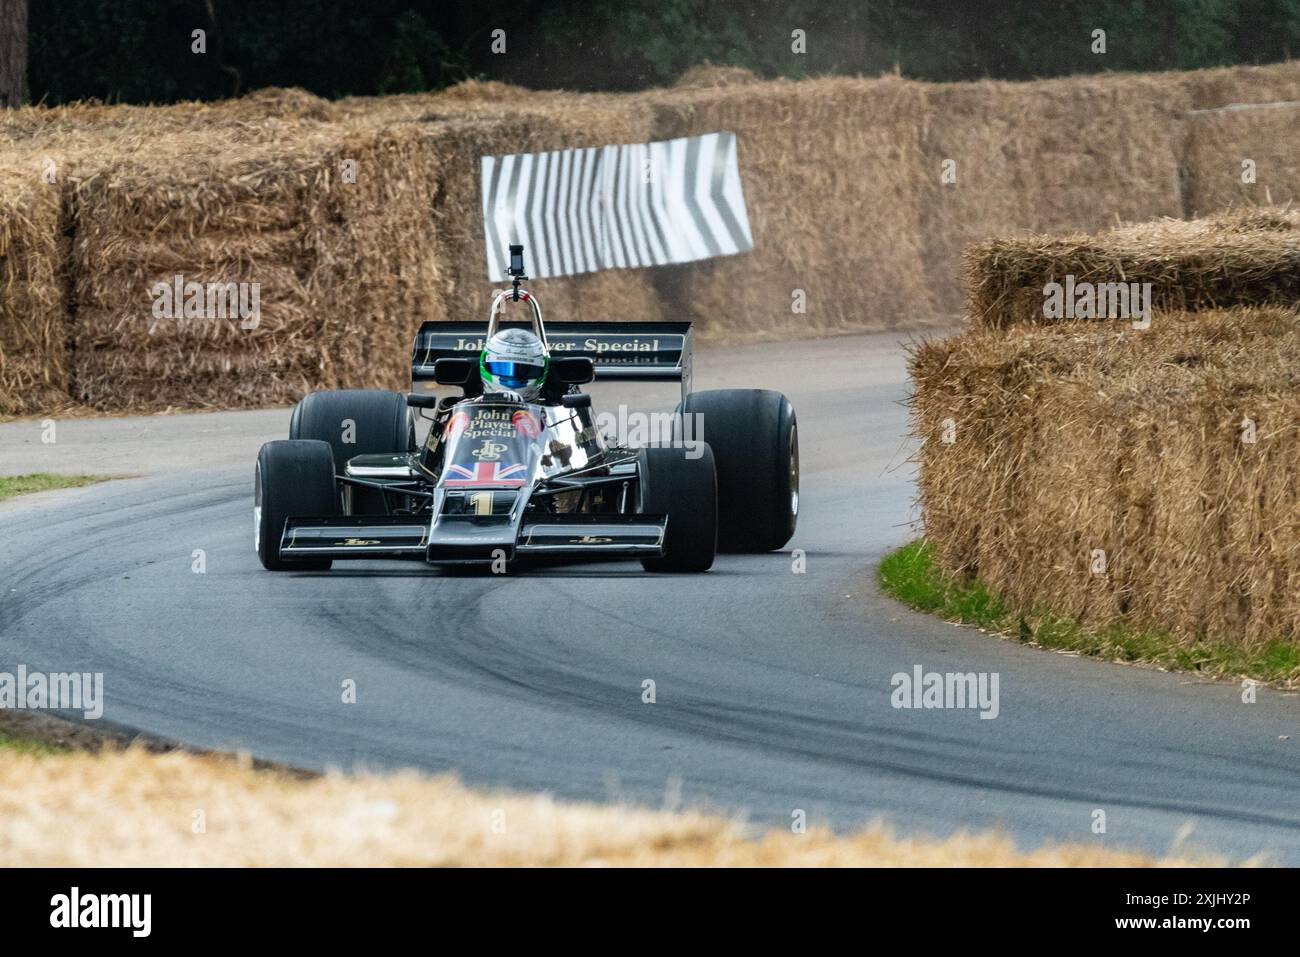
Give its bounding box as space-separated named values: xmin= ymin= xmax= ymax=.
xmin=679 ymin=389 xmax=798 ymax=552
xmin=637 ymin=445 xmax=717 ymax=573
xmin=289 ymin=389 xmax=414 ymax=515
xmin=255 ymin=440 xmax=339 ymax=571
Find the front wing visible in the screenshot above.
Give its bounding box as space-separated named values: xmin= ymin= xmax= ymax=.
xmin=280 ymin=512 xmax=667 ymax=564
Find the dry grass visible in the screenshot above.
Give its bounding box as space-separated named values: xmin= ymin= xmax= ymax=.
xmin=0 ymin=746 xmax=1217 ymax=867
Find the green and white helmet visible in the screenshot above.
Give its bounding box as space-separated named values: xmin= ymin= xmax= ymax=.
xmin=480 ymin=328 xmax=549 ymax=400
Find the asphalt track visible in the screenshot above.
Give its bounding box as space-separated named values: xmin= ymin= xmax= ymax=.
xmin=2 ymin=334 xmax=1298 ymax=862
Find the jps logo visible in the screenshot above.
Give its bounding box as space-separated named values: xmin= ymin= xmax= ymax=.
xmin=338 ymin=538 xmax=380 ymax=546
xmin=575 ymin=535 xmax=613 ymax=544
xmin=473 ymin=441 xmax=509 ymax=461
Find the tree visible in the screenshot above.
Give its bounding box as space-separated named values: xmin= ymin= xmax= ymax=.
xmin=21 ymin=0 xmax=1300 ymax=105
xmin=0 ymin=0 xmax=27 ymax=107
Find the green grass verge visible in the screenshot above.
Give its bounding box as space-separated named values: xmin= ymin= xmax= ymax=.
xmin=0 ymin=473 xmax=112 ymax=503
xmin=0 ymin=729 xmax=63 ymax=757
xmin=879 ymin=540 xmax=1300 ymax=686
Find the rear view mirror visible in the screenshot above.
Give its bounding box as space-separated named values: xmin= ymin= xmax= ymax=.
xmin=551 ymin=357 xmax=595 ymax=386
xmin=433 ymin=357 xmax=474 ymax=387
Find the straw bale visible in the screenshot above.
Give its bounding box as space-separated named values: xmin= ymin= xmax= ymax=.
xmin=963 ymin=209 xmax=1300 ymax=329
xmin=674 ymin=64 xmax=763 ymax=89
xmin=912 ymin=307 xmax=1300 ymax=645
xmin=1184 ymin=102 xmax=1300 ymax=213
xmin=1177 ymin=59 xmax=1300 ymax=109
xmin=0 ymin=162 xmax=69 ymax=414
xmin=6 ymin=60 xmax=1300 ymax=413
xmin=420 ymin=98 xmax=662 ymax=332
xmin=66 ymin=117 xmax=442 ymax=410
xmin=647 ymin=75 xmax=937 ymax=341
xmin=920 ymin=72 xmax=1189 ymax=318
xmin=0 ymin=87 xmax=336 ymax=149
xmin=299 ymin=122 xmax=444 ymax=394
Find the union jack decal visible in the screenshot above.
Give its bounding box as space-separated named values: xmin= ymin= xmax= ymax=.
xmin=443 ymin=461 xmax=528 ymax=487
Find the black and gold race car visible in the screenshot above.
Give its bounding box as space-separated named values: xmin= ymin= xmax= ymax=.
xmin=254 ymin=265 xmax=797 ymax=573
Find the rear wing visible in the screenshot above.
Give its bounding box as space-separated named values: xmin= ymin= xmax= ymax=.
xmin=412 ymin=321 xmax=693 ymax=398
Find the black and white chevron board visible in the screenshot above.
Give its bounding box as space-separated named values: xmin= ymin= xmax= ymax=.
xmin=479 ymin=131 xmax=753 ymax=281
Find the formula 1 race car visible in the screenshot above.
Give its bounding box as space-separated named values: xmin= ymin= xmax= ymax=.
xmin=254 ymin=248 xmax=797 ymax=573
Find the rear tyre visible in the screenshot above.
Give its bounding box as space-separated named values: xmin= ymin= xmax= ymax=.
xmin=679 ymin=389 xmax=798 ymax=552
xmin=255 ymin=440 xmax=338 ymax=571
xmin=637 ymin=445 xmax=717 ymax=573
xmin=289 ymin=388 xmax=414 ymax=465
xmin=289 ymin=389 xmax=414 ymax=514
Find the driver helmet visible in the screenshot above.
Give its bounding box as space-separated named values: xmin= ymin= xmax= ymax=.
xmin=480 ymin=328 xmax=549 ymax=401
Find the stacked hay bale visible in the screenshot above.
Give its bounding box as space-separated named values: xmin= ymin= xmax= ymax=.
xmin=1177 ymin=58 xmax=1300 ymax=109
xmin=0 ymin=160 xmax=67 ymax=415
xmin=912 ymin=210 xmax=1300 ymax=646
xmin=918 ymin=59 xmax=1300 ymax=318
xmin=0 ymin=88 xmax=337 ymax=146
xmin=409 ymin=90 xmax=664 ymax=333
xmin=919 ymin=72 xmax=1189 ymax=318
xmin=1184 ymin=102 xmax=1300 ymax=213
xmin=0 ymin=88 xmax=353 ymax=413
xmin=5 ymin=60 xmax=1300 ymax=415
xmin=0 ymin=83 xmax=673 ymax=413
xmin=40 ymin=84 xmax=670 ymax=411
xmin=68 ymin=117 xmax=442 ymax=411
xmin=646 ymin=75 xmax=937 ymax=341
xmin=963 ymin=209 xmax=1300 ymax=329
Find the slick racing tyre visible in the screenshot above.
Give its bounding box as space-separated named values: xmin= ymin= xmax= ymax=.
xmin=637 ymin=445 xmax=718 ymax=573
xmin=255 ymin=440 xmax=339 ymax=571
xmin=289 ymin=389 xmax=415 ymax=515
xmin=678 ymin=389 xmax=798 ymax=552
xmin=289 ymin=389 xmax=415 ymax=467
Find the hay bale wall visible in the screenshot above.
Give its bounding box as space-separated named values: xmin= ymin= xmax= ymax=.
xmin=914 ymin=299 xmax=1300 ymax=646
xmin=919 ymin=74 xmax=1189 ymax=317
xmin=647 ymin=76 xmax=937 ymax=341
xmin=3 ymin=61 xmax=1300 ymax=413
xmin=56 ymin=90 xmax=665 ymax=412
xmin=0 ymin=162 xmax=68 ymax=415
xmin=417 ymin=95 xmax=663 ymax=333
xmin=1184 ymin=102 xmax=1300 ymax=213
xmin=71 ymin=125 xmax=348 ymax=410
xmin=917 ymin=60 xmax=1300 ymax=317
